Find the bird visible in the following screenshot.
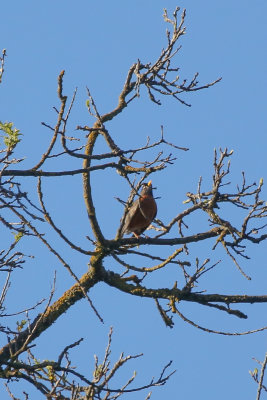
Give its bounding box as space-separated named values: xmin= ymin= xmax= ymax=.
xmin=121 ymin=181 xmax=157 ymax=238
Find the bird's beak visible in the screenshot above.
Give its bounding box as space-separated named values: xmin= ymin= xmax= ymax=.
xmin=147 ymin=180 xmax=152 ymax=186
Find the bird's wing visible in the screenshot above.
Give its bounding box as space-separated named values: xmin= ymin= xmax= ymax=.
xmin=121 ymin=199 xmax=140 ymax=234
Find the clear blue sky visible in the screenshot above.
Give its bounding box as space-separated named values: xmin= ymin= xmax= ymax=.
xmin=1 ymin=1 xmax=267 ymax=399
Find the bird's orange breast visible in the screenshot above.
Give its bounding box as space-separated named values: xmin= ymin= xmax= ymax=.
xmin=127 ymin=195 xmax=157 ymax=235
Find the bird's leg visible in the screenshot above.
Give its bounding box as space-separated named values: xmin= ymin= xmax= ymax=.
xmin=132 ymin=232 xmax=140 ymax=238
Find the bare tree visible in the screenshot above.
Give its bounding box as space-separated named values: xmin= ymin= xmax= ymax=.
xmin=0 ymin=8 xmax=267 ymax=399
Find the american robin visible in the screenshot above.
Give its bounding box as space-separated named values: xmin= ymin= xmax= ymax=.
xmin=121 ymin=181 xmax=157 ymax=238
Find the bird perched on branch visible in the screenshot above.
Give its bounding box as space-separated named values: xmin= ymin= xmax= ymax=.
xmin=121 ymin=181 xmax=157 ymax=238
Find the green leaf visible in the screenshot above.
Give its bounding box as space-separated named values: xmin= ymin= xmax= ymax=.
xmin=0 ymin=121 xmax=22 ymax=149
xmin=13 ymin=231 xmax=24 ymax=242
xmin=16 ymin=319 xmax=27 ymax=332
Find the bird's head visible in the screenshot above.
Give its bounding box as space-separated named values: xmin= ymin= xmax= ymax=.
xmin=140 ymin=180 xmax=154 ymax=196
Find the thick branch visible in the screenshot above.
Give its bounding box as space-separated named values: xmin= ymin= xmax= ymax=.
xmin=109 ymin=227 xmax=222 ymax=247
xmin=82 ymin=128 xmax=105 ymax=244
xmin=102 ymin=269 xmax=267 ymax=306
xmin=0 ymin=254 xmax=104 ymax=364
